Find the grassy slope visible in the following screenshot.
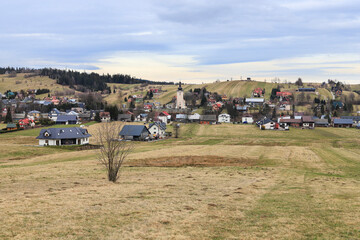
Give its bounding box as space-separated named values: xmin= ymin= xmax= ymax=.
xmin=0 ymin=73 xmax=75 ymax=97
xmin=1 ymin=123 xmax=360 ymax=239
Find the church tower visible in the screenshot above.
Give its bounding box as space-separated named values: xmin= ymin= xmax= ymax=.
xmin=176 ymin=82 xmax=186 ymax=109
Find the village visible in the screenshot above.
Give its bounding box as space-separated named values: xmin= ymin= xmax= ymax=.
xmin=1 ymin=78 xmax=360 ymax=145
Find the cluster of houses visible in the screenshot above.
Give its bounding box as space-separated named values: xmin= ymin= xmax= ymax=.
xmin=257 ymin=115 xmax=360 ymax=130
xmin=36 ymin=120 xmax=169 ymax=146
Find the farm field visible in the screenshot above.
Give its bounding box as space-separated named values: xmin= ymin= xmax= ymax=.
xmin=1 ymin=123 xmax=360 ymax=239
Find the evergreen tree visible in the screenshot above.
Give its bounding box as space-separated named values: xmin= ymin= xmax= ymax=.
xmin=5 ymin=108 xmax=12 ymax=123
xmin=94 ymin=112 xmax=101 ymax=122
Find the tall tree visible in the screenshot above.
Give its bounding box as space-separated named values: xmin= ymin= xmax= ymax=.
xmin=5 ymin=108 xmax=12 ymax=123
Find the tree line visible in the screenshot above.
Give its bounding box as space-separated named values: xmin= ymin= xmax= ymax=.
xmin=1 ymin=67 xmax=174 ymax=92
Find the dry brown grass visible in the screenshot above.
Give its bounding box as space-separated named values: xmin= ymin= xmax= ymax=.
xmin=1 ymin=123 xmax=360 ymax=239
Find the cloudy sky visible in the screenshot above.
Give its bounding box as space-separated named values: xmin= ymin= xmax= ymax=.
xmin=1 ymin=0 xmax=360 ymax=83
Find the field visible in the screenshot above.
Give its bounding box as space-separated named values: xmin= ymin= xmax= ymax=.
xmin=0 ymin=73 xmax=75 ymax=98
xmin=1 ymin=123 xmax=360 ymax=239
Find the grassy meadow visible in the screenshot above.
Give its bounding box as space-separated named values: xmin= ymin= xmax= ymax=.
xmin=0 ymin=73 xmax=76 ymax=98
xmin=1 ymin=122 xmax=360 ymax=239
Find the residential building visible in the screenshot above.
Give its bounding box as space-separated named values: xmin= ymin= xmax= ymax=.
xmin=56 ymin=115 xmax=78 ymax=125
xmin=119 ymin=125 xmax=150 ymax=141
xmin=36 ymin=127 xmax=91 ymax=146
xmin=218 ymin=113 xmax=230 ymax=123
xmin=148 ymin=121 xmax=167 ymax=139
xmin=333 ymin=119 xmax=353 ymax=128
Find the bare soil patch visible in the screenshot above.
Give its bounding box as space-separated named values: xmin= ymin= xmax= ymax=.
xmin=126 ymin=155 xmax=263 ymax=167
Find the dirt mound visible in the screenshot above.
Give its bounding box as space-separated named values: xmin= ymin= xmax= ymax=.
xmin=126 ymin=155 xmax=260 ymax=167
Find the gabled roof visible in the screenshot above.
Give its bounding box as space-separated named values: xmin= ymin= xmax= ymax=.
xmin=7 ymin=123 xmax=17 ymax=128
xmin=200 ymin=115 xmax=217 ymax=121
xmin=118 ymin=114 xmax=132 ymax=119
xmin=119 ymin=125 xmax=150 ymax=136
xmin=149 ymin=121 xmax=166 ymax=130
xmin=160 ymin=111 xmax=170 ymax=116
xmin=245 ymin=98 xmax=264 ymax=103
xmin=176 ymin=114 xmax=187 ymax=119
xmin=341 ymin=116 xmax=360 ymax=121
xmin=302 ymin=116 xmax=314 ymax=123
xmin=56 ymin=115 xmax=77 ymax=122
xmin=36 ymin=127 xmax=91 ymax=139
xmin=334 ymin=119 xmax=353 ymax=125
xmin=280 ymin=118 xmax=302 ymax=124
xmin=314 ymin=119 xmax=329 ymax=125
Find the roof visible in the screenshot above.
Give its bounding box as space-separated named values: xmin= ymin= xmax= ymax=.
xmin=280 ymin=119 xmax=302 ymax=124
xmin=56 ymin=115 xmax=77 ymax=122
xmin=36 ymin=127 xmax=91 ymax=140
xmin=341 ymin=116 xmax=360 ymax=121
xmin=149 ymin=121 xmax=167 ymax=130
xmin=28 ymin=110 xmax=40 ymax=114
xmin=119 ymin=125 xmax=150 ymax=136
xmin=245 ymin=98 xmax=264 ymax=103
xmin=258 ymin=118 xmax=274 ymax=125
xmin=200 ymin=115 xmax=217 ymax=121
xmin=298 ymin=88 xmax=316 ymax=91
xmin=219 ymin=113 xmax=230 ymax=117
xmin=314 ymin=119 xmax=329 ymax=125
xmin=118 ymin=114 xmax=132 ymax=119
xmin=334 ymin=119 xmax=353 ymax=125
xmin=188 ymin=113 xmax=200 ymax=120
xmin=100 ymin=112 xmax=110 ymax=117
xmin=160 ymin=111 xmax=170 ymax=116
xmin=176 ymin=114 xmax=187 ymax=119
xmin=7 ymin=123 xmax=17 ymax=128
xmin=302 ymin=116 xmax=314 ymax=123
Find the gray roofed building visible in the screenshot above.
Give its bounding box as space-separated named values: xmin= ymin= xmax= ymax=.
xmin=333 ymin=118 xmax=353 ymax=128
xmin=119 ymin=125 xmax=150 ymax=141
xmin=149 ymin=121 xmax=166 ymax=130
xmin=56 ymin=115 xmax=78 ymax=125
xmin=341 ymin=116 xmax=360 ymax=123
xmin=200 ymin=115 xmax=217 ymax=124
xmin=13 ymin=112 xmax=26 ymax=120
xmin=36 ymin=127 xmax=91 ymax=146
xmin=314 ymin=119 xmax=329 ymax=127
xmin=118 ymin=114 xmax=132 ymax=122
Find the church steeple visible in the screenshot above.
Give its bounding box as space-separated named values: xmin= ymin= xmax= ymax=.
xmin=178 ymin=81 xmax=182 ymax=91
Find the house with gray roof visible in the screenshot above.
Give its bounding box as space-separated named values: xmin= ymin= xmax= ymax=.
xmin=56 ymin=115 xmax=78 ymax=125
xmin=341 ymin=116 xmax=360 ymax=124
xmin=119 ymin=125 xmax=150 ymax=141
xmin=36 ymin=127 xmax=91 ymax=146
xmin=314 ymin=119 xmax=329 ymax=127
xmin=333 ymin=118 xmax=353 ymax=128
xmin=148 ymin=121 xmax=167 ymax=139
xmin=200 ymin=115 xmax=217 ymax=124
xmin=118 ymin=114 xmax=132 ymax=122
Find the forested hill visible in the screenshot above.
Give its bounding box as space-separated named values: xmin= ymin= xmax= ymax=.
xmin=0 ymin=67 xmax=174 ymax=92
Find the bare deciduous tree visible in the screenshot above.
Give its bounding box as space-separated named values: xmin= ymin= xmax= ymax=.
xmin=96 ymin=122 xmax=134 ymax=182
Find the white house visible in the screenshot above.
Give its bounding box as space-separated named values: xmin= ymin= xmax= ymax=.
xmin=242 ymin=115 xmax=254 ymax=124
xmin=148 ymin=122 xmax=167 ymax=139
xmin=257 ymin=118 xmax=276 ymax=130
xmin=36 ymin=127 xmax=91 ymax=146
xmin=158 ymin=111 xmax=171 ymax=124
xmin=188 ymin=113 xmax=201 ymax=122
xmin=218 ymin=113 xmax=230 ymax=123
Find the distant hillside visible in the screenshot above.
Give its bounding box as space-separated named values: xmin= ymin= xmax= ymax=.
xmin=0 ymin=73 xmax=76 ymax=98
xmin=0 ymin=67 xmax=174 ymax=93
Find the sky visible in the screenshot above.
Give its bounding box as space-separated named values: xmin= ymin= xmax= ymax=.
xmin=1 ymin=0 xmax=360 ymax=84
